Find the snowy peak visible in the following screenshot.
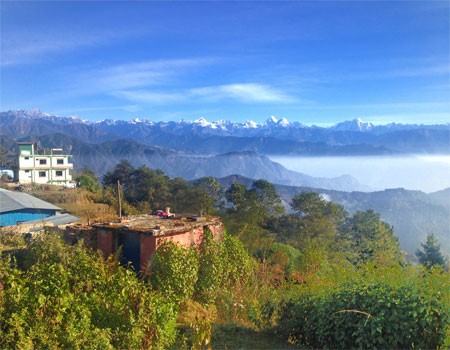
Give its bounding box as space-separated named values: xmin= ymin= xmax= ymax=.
xmin=242 ymin=120 xmax=258 ymax=128
xmin=265 ymin=116 xmax=279 ymax=125
xmin=264 ymin=116 xmax=290 ymax=127
xmin=332 ymin=118 xmax=374 ymax=132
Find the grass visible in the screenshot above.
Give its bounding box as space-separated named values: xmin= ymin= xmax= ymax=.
xmin=211 ymin=323 xmax=305 ymax=350
xmin=27 ymin=186 xmax=117 ymax=223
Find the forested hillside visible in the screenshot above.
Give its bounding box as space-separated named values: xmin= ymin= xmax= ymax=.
xmin=1 ymin=163 xmax=448 ymax=349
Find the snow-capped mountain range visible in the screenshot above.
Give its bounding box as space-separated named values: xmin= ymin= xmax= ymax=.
xmin=5 ymin=109 xmax=447 ymax=132
xmin=1 ymin=110 xmax=449 ymax=156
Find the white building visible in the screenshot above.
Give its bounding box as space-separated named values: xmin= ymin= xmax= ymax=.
xmin=17 ymin=142 xmax=73 ymax=185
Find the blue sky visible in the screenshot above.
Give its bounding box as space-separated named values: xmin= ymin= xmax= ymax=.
xmin=1 ymin=1 xmax=449 ymax=125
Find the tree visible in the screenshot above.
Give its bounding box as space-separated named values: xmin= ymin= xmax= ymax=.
xmin=126 ymin=166 xmax=171 ymax=208
xmin=102 ymin=160 xmax=134 ymax=188
xmin=416 ymin=234 xmax=447 ymax=269
xmin=192 ymin=177 xmax=223 ymax=213
xmin=224 ymin=180 xmax=284 ymax=252
xmin=341 ymin=210 xmax=404 ymax=266
xmin=75 ymin=166 xmax=101 ymax=193
xmin=249 ymin=179 xmax=284 ymax=219
xmin=290 ymin=191 xmax=346 ymax=244
xmin=225 ymin=180 xmax=284 ymax=226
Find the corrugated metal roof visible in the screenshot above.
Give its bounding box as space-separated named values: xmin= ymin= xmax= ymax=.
xmin=23 ymin=213 xmax=80 ymax=226
xmin=0 ymin=188 xmax=62 ymax=213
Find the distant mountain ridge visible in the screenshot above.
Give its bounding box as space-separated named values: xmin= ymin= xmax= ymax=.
xmin=1 ymin=110 xmax=448 ymax=155
xmin=217 ymin=175 xmax=450 ymax=257
xmin=8 ymin=133 xmax=368 ymax=192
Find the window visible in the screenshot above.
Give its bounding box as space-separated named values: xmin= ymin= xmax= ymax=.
xmin=56 ymin=159 xmax=64 ymax=165
xmin=56 ymin=170 xmax=63 ymax=177
xmin=39 ymin=171 xmax=46 ymax=177
xmin=25 ymin=170 xmax=30 ymax=173
xmin=39 ymin=159 xmax=47 ymax=165
xmin=24 ymin=157 xmax=29 ymax=160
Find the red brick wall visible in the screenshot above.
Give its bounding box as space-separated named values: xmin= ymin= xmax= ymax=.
xmin=140 ymin=234 xmax=156 ymax=272
xmin=97 ymin=230 xmax=115 ymax=259
xmin=139 ymin=221 xmax=224 ymax=271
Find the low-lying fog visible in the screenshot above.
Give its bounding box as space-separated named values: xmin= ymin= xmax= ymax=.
xmin=269 ymin=155 xmax=450 ymax=193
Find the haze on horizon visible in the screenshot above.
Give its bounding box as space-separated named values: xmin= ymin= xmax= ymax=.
xmin=1 ymin=1 xmax=449 ymax=125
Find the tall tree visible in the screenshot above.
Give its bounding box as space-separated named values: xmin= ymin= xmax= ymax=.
xmin=102 ymin=159 xmax=134 ymax=188
xmin=249 ymin=179 xmax=284 ymax=219
xmin=341 ymin=210 xmax=404 ymax=266
xmin=290 ymin=191 xmax=346 ymax=241
xmin=224 ymin=180 xmax=284 ymax=253
xmin=416 ymin=234 xmax=447 ymax=269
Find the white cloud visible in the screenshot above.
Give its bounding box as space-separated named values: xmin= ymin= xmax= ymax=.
xmin=92 ymin=58 xmax=212 ymax=91
xmin=190 ymin=83 xmax=296 ymax=103
xmin=114 ymin=83 xmax=297 ymax=105
xmin=113 ymin=90 xmax=185 ymax=104
xmin=1 ymin=30 xmax=136 ymax=66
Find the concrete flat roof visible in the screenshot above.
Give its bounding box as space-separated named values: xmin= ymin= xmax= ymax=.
xmin=69 ymin=214 xmax=221 ymax=237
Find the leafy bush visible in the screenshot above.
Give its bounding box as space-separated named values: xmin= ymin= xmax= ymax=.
xmin=148 ymin=240 xmax=199 ymax=302
xmin=76 ymin=173 xmax=102 ymax=193
xmin=275 ymin=267 xmax=450 ymax=349
xmin=220 ymin=233 xmax=253 ymax=289
xmin=195 ymin=230 xmax=225 ymax=304
xmin=0 ymin=233 xmax=177 ymax=349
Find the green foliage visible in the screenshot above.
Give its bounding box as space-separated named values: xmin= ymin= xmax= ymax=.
xmin=102 ymin=161 xmax=217 ymax=214
xmin=223 ymin=180 xmax=284 ymax=254
xmin=192 ymin=176 xmax=223 ymax=213
xmin=220 ymin=233 xmax=253 ymax=289
xmin=416 ymin=233 xmax=447 ymax=269
xmin=257 ymin=242 xmax=302 ymax=282
xmin=195 ymin=231 xmax=225 ymax=304
xmin=148 ymin=240 xmax=200 ymax=302
xmin=0 ymin=233 xmax=177 ymax=349
xmin=225 ymin=180 xmax=284 ymax=225
xmin=102 ymin=159 xmax=134 ymax=188
xmin=129 ymin=166 xmax=171 ymax=208
xmin=273 ymin=266 xmax=450 ymax=349
xmin=76 ymin=173 xmax=102 ymax=193
xmin=341 ymin=210 xmax=405 ymax=267
xmin=290 ymin=191 xmax=346 ymax=242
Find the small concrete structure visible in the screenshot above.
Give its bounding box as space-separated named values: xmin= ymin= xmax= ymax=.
xmin=65 ymin=214 xmax=224 ymax=271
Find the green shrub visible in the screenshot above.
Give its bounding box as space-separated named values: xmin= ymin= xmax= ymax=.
xmin=148 ymin=240 xmax=199 ymax=302
xmin=195 ymin=230 xmax=224 ymax=304
xmin=0 ymin=233 xmax=178 ymax=349
xmin=275 ymin=267 xmax=449 ymax=349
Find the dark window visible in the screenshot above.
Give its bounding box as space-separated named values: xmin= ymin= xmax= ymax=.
xmin=56 ymin=170 xmax=63 ymax=176
xmin=39 ymin=159 xmax=47 ymax=165
xmin=39 ymin=171 xmax=46 ymax=177
xmin=57 ymin=159 xmax=64 ymax=165
xmin=25 ymin=170 xmax=30 ymax=173
xmin=24 ymin=157 xmax=29 ymax=160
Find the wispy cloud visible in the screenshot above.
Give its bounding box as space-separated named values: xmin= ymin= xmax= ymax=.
xmin=1 ymin=28 xmax=143 ymax=66
xmin=113 ymin=90 xmax=185 ymax=104
xmin=67 ymin=58 xmax=297 ymax=105
xmin=114 ymin=83 xmax=297 ymax=105
xmin=190 ymin=83 xmax=296 ymax=103
xmin=90 ymin=58 xmax=214 ymax=91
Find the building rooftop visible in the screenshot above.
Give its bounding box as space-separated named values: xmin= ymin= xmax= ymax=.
xmin=0 ymin=188 xmax=62 ymax=213
xmin=69 ymin=214 xmax=221 ymax=237
xmin=24 ymin=213 xmax=80 ymax=227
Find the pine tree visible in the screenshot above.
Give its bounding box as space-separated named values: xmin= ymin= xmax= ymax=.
xmin=416 ymin=234 xmax=447 ymax=269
